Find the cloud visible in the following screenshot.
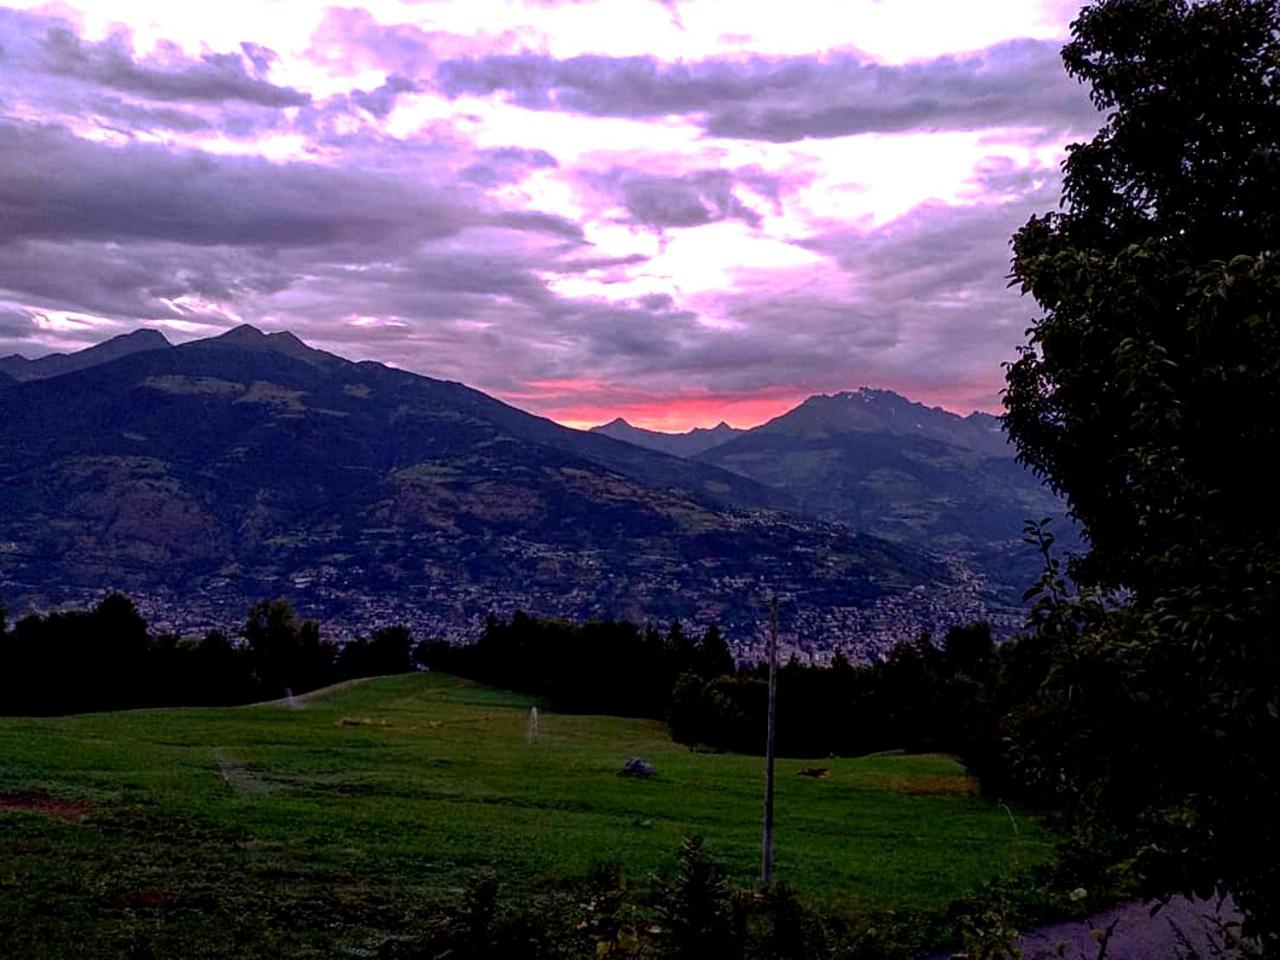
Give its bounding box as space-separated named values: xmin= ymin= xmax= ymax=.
xmin=0 ymin=308 xmax=39 ymax=342
xmin=0 ymin=123 xmax=472 ymax=248
xmin=0 ymin=239 xmax=295 ymax=322
xmin=0 ymin=2 xmax=1087 ymax=425
xmin=0 ymin=8 xmax=304 ymax=140
xmin=582 ymin=165 xmax=783 ymax=229
xmin=550 ymin=253 xmax=651 ymax=274
xmin=461 ymin=145 xmax=559 ymax=185
xmin=350 ymin=74 xmax=420 ymax=117
xmin=493 ymin=210 xmax=585 ymax=240
xmin=308 ymin=7 xmax=523 ymax=77
xmin=702 ymin=166 xmax=1064 ymax=394
xmin=39 ymin=27 xmax=309 ymax=107
xmin=81 ymin=96 xmax=213 ymax=133
xmin=0 ymin=121 xmax=587 ymax=337
xmin=435 ymin=39 xmax=1098 ymax=140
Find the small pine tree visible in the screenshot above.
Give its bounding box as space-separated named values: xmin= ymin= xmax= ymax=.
xmin=655 ymin=837 xmax=738 ymax=959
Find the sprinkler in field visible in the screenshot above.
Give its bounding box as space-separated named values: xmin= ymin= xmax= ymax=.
xmin=527 ymin=707 xmax=540 ymax=744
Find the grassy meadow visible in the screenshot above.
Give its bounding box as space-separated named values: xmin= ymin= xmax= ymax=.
xmin=0 ymin=673 xmax=1051 ymax=956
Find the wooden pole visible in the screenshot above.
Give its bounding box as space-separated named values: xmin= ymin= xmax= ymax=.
xmin=761 ymin=595 xmax=779 ymax=889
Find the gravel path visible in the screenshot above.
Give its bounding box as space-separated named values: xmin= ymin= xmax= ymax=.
xmin=926 ymin=895 xmax=1245 ymax=960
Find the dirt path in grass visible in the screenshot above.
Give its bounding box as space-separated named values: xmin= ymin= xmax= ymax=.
xmin=250 ymin=674 xmax=406 ymax=708
xmin=213 ymin=748 xmax=268 ymax=795
xmin=0 ymin=791 xmax=91 ymax=818
xmin=926 ymin=895 xmax=1244 ymax=960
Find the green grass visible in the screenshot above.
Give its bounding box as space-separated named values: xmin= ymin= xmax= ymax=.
xmin=0 ymin=674 xmax=1051 ymax=956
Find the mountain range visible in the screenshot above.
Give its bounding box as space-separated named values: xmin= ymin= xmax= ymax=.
xmin=598 ymin=389 xmax=1066 ymax=599
xmin=592 ymin=418 xmax=746 ymax=457
xmin=0 ymin=328 xmax=170 ymax=382
xmin=0 ymin=326 xmax=1025 ymax=657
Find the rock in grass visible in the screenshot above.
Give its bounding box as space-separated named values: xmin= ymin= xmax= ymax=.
xmin=619 ymin=757 xmax=656 ymax=779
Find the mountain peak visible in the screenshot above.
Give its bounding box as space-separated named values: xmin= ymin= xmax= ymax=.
xmin=829 ymin=387 xmax=905 ymax=404
xmin=213 ymin=324 xmax=269 ymax=342
xmin=0 ymin=327 xmax=172 ymax=382
xmin=755 ymin=388 xmax=1012 ymax=457
xmin=590 ymin=416 xmax=744 ymax=457
xmin=123 ymin=328 xmax=171 ymax=346
xmin=196 ymin=324 xmax=339 ymax=371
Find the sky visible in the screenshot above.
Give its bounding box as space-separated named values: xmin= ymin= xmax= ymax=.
xmin=0 ymin=0 xmax=1098 ymax=430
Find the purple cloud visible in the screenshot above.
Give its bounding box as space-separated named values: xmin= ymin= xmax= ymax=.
xmin=0 ymin=2 xmax=1089 ymax=425
xmin=461 ymin=146 xmax=559 ymax=185
xmin=0 ymin=124 xmax=471 ymax=248
xmin=435 ymin=40 xmax=1098 ymax=140
xmin=350 ymin=74 xmax=420 ymax=117
xmin=583 ymin=166 xmax=782 ymax=229
xmin=39 ymin=27 xmax=309 ymax=107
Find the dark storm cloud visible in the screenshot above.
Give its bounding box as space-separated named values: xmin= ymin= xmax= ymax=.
xmin=584 ymin=166 xmax=782 ymax=229
xmin=435 ymin=39 xmax=1099 ymax=140
xmin=39 ymin=28 xmax=309 ymax=107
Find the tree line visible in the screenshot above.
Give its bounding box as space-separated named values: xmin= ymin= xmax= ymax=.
xmin=0 ymin=594 xmax=415 ymax=715
xmin=418 ymin=612 xmax=1026 ymax=769
xmin=0 ymin=591 xmax=1021 ymax=777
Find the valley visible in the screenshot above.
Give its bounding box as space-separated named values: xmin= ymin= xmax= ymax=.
xmin=0 ymin=328 xmax=1048 ymax=655
xmin=0 ymin=673 xmax=1050 ymax=957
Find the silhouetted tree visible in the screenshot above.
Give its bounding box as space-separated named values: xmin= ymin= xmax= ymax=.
xmin=337 ymin=625 xmax=414 ymax=678
xmin=242 ymin=598 xmax=334 ymax=697
xmin=1003 ymin=0 xmax=1280 ymax=944
xmin=697 ymin=626 xmax=735 ymax=680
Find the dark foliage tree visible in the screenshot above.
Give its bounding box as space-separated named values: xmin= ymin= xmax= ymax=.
xmin=429 ymin=613 xmax=1003 ymax=762
xmin=184 ymin=629 xmax=258 ymax=705
xmin=697 ymin=625 xmax=736 ymax=681
xmin=336 ymin=625 xmax=414 ymax=678
xmin=419 ymin=614 xmax=733 ymax=719
xmin=1003 ymin=0 xmax=1280 ymax=944
xmin=0 ymin=593 xmax=152 ymax=713
xmin=0 ymin=593 xmax=418 ymax=715
xmin=241 ymin=598 xmax=334 ymax=698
